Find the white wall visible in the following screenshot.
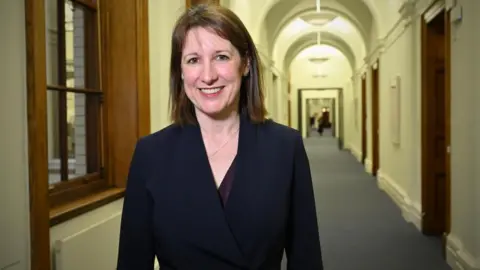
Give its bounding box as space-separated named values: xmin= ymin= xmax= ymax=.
xmin=0 ymin=1 xmax=31 ymax=269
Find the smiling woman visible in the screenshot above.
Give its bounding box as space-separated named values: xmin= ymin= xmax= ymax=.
xmin=117 ymin=4 xmax=323 ymax=270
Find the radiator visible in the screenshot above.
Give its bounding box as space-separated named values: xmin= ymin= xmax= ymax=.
xmin=53 ymin=212 xmax=161 ymax=270
xmin=53 ymin=212 xmax=122 ymax=270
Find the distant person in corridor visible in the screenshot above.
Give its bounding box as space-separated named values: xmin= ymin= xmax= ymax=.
xmin=117 ymin=4 xmax=323 ymax=270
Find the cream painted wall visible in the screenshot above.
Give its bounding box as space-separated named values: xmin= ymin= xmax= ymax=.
xmin=373 ymin=8 xmax=423 ymax=223
xmin=342 ymin=77 xmax=361 ymax=157
xmin=448 ymin=0 xmax=480 ymax=267
xmin=0 ymin=1 xmax=31 ymax=269
xmin=149 ymin=0 xmax=186 ymax=131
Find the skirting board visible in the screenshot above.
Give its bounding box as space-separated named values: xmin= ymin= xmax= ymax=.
xmin=347 ymin=144 xmax=362 ymax=162
xmin=365 ymin=159 xmax=373 ymax=174
xmin=446 ymin=234 xmax=480 ymax=270
xmin=377 ymin=170 xmax=422 ymax=231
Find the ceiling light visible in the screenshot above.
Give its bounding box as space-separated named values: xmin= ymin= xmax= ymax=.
xmin=312 ymin=73 xmax=328 ymax=78
xmin=308 ymin=57 xmax=329 ymax=64
xmin=299 ymin=12 xmax=337 ymax=27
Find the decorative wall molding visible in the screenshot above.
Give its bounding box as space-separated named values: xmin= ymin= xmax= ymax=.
xmin=423 ymin=0 xmax=445 ymax=23
xmin=363 ymin=38 xmax=385 ymax=67
xmin=365 ymin=159 xmax=373 ymax=174
xmin=358 ymin=0 xmax=420 ymax=75
xmin=446 ymin=234 xmax=480 ymax=270
xmin=377 ymin=170 xmax=422 ymax=231
xmin=347 ymin=144 xmax=362 ymax=162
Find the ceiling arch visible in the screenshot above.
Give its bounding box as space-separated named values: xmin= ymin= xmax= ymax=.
xmin=283 ymin=31 xmax=356 ymax=73
xmin=260 ymin=0 xmax=378 ymax=54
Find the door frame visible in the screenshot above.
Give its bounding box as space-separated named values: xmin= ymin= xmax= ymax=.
xmin=297 ymin=88 xmax=344 ymax=149
xmin=371 ymin=61 xmax=380 ymax=176
xmin=420 ymin=0 xmax=451 ymax=254
xmin=361 ymin=73 xmax=367 ymax=164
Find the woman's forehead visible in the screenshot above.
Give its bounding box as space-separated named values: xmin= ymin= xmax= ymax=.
xmin=183 ymin=27 xmax=234 ymax=54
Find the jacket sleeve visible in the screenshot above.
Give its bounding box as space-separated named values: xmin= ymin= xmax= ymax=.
xmin=117 ymin=138 xmax=155 ymax=269
xmin=285 ymin=133 xmax=323 ymax=270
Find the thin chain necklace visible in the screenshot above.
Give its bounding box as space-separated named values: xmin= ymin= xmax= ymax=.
xmin=203 ymin=124 xmax=240 ymax=158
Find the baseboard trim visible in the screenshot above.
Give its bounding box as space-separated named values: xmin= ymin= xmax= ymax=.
xmin=351 ymin=146 xmax=362 ymax=162
xmin=345 ymin=143 xmax=363 ymax=162
xmin=365 ymin=159 xmax=373 ymax=174
xmin=446 ymin=234 xmax=480 ymax=270
xmin=377 ymin=170 xmax=422 ymax=231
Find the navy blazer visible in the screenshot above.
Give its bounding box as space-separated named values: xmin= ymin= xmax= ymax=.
xmin=117 ymin=114 xmax=323 ymax=270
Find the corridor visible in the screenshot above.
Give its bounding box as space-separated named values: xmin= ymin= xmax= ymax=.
xmin=292 ymin=134 xmax=451 ymax=270
xmin=2 ymin=0 xmax=480 ymax=269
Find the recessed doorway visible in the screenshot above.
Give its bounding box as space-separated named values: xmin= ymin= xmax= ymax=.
xmin=361 ymin=73 xmax=367 ymax=164
xmin=421 ymin=2 xmax=451 ymax=257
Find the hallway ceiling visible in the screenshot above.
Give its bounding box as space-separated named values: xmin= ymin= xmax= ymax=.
xmin=264 ymin=0 xmax=376 ymax=52
xmin=259 ymin=0 xmax=379 ymax=76
xmin=282 ymin=31 xmax=356 ymax=73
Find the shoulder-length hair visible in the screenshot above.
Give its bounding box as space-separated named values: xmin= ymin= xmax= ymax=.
xmin=169 ymin=4 xmax=267 ymax=125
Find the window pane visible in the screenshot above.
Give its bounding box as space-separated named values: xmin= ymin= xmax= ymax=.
xmin=47 ymin=91 xmax=102 ymax=185
xmin=66 ymin=0 xmax=86 ymax=88
xmin=45 ymin=0 xmax=88 ymax=88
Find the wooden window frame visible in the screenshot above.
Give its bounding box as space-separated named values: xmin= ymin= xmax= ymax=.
xmin=47 ymin=0 xmax=106 ymax=212
xmin=26 ymin=0 xmax=150 ymax=269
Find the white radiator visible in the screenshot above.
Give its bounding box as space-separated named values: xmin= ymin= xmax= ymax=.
xmin=53 ymin=213 xmax=122 ymax=270
xmin=52 ymin=212 xmax=160 ymax=270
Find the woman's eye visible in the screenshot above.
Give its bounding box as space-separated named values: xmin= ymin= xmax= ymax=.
xmin=187 ymin=57 xmax=198 ymax=64
xmin=216 ymin=54 xmax=230 ymax=61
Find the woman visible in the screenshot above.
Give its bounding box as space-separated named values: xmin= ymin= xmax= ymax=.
xmin=117 ymin=4 xmax=323 ymax=270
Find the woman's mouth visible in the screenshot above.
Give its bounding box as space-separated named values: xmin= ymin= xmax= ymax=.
xmin=198 ymin=86 xmax=224 ymax=97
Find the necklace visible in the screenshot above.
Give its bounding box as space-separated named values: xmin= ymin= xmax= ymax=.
xmin=203 ymin=125 xmax=240 ymax=158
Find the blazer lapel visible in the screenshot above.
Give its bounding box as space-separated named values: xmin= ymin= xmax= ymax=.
xmin=223 ymin=115 xmax=267 ymax=267
xmin=172 ymin=122 xmax=247 ymax=268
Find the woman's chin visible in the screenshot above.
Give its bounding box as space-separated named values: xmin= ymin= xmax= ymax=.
xmin=197 ymin=105 xmax=234 ymax=119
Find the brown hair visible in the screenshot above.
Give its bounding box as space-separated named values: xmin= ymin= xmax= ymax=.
xmin=169 ymin=4 xmax=267 ymax=125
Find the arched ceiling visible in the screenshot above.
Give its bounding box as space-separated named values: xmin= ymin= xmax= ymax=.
xmin=283 ymin=31 xmax=356 ymax=73
xmin=262 ymin=0 xmax=378 ymax=54
xmin=273 ymin=18 xmax=364 ymax=72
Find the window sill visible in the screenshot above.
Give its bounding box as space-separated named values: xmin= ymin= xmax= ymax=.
xmin=49 ymin=187 xmax=125 ymax=226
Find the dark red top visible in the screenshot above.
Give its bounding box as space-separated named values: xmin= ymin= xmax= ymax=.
xmin=217 ymin=156 xmax=236 ymax=207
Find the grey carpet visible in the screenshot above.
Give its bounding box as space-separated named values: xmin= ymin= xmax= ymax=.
xmin=282 ymin=129 xmax=451 ymax=270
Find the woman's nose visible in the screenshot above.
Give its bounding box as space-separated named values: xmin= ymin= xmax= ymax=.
xmin=201 ymin=62 xmax=218 ymax=84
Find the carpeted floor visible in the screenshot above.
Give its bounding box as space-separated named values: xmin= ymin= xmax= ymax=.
xmin=282 ymin=129 xmax=452 ymax=270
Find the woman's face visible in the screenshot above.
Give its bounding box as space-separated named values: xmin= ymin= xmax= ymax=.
xmin=181 ymin=27 xmax=248 ymax=118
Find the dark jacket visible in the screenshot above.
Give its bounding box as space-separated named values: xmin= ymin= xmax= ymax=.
xmin=117 ymin=114 xmax=323 ymax=270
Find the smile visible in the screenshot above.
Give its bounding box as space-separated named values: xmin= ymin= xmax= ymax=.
xmin=198 ymin=87 xmax=224 ymax=94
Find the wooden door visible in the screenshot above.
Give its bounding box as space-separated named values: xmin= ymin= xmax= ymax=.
xmin=371 ymin=62 xmax=380 ymax=176
xmin=361 ymin=75 xmax=367 ymax=164
xmin=421 ymin=5 xmax=451 ymax=257
xmin=331 ymin=98 xmax=336 ymax=137
xmin=322 ymin=111 xmax=330 ymax=126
